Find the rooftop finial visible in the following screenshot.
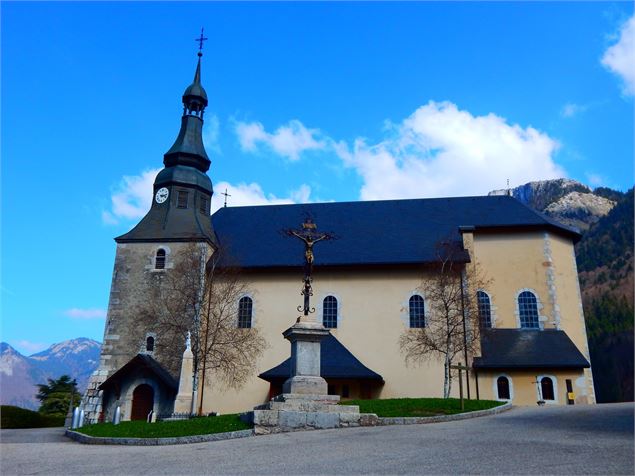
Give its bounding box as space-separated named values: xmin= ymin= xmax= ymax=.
xmin=222 ymin=188 xmax=231 ymax=208
xmin=196 ymin=27 xmax=208 ymax=57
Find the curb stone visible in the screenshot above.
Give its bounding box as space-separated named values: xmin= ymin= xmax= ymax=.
xmin=377 ymin=401 xmax=512 ymax=425
xmin=64 ymin=402 xmax=511 ymax=445
xmin=64 ymin=428 xmax=254 ymax=446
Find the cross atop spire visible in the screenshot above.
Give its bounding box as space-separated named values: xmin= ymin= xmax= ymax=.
xmin=195 ymin=28 xmax=208 ymax=55
xmin=222 ymin=188 xmax=231 ymax=207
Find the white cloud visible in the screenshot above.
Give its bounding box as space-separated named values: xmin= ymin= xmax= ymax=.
xmin=334 ymin=101 xmax=564 ymax=200
xmin=585 ymin=172 xmax=605 ymax=187
xmin=64 ymin=308 xmax=107 ymax=320
xmin=561 ymin=102 xmax=588 ymax=118
xmin=203 ymin=114 xmax=221 ymax=153
xmin=235 ymin=121 xmax=268 ymax=151
xmin=235 ymin=119 xmax=325 ymax=160
xmin=103 ymin=167 xmax=311 ymax=221
xmin=211 ymin=181 xmax=311 ymax=213
xmin=102 ymin=168 xmax=161 ymax=224
xmin=602 ymin=15 xmax=635 ymax=96
xmin=13 ymin=340 xmax=48 ymax=354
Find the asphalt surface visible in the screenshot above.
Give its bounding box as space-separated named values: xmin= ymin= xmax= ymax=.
xmin=1 ymin=403 xmax=633 ymax=475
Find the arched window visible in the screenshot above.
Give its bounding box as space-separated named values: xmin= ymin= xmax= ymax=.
xmin=518 ymin=291 xmax=539 ymax=329
xmin=155 ymin=249 xmax=166 ymax=270
xmin=497 ymin=376 xmax=510 ymax=400
xmin=146 ymin=336 xmax=155 ymax=352
xmin=540 ymin=376 xmax=555 ymax=401
xmin=477 ymin=291 xmax=492 ymax=328
xmin=409 ymin=295 xmax=425 ymax=328
xmin=323 ymin=296 xmax=338 ymax=329
xmin=238 ymin=296 xmax=253 ymax=328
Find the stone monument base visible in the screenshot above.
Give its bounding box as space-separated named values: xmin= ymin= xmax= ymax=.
xmin=250 ymin=393 xmax=378 ymax=435
xmin=282 ymin=375 xmax=328 ymax=395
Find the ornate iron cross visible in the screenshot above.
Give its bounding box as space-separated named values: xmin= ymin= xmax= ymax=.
xmin=284 ymin=217 xmax=335 ymax=319
xmin=195 ymin=28 xmax=208 ymax=52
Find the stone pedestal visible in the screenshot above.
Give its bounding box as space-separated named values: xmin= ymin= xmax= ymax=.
xmin=173 ymin=345 xmax=194 ymax=414
xmin=251 ymin=393 xmax=379 ymax=434
xmin=248 ymin=319 xmax=379 ymax=434
xmin=281 ymin=321 xmax=330 ymax=395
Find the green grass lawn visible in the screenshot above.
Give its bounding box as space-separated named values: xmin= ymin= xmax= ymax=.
xmin=78 ymin=414 xmax=252 ymax=438
xmin=1 ymin=406 xmax=65 ymax=429
xmin=342 ymin=398 xmax=503 ymax=417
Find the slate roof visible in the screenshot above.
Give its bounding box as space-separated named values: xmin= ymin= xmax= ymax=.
xmin=116 ymin=168 xmax=216 ymax=245
xmin=211 ymin=195 xmax=580 ymax=269
xmin=472 ymin=329 xmax=591 ymax=369
xmin=259 ymin=334 xmax=384 ymax=382
xmin=98 ymin=354 xmax=178 ymax=392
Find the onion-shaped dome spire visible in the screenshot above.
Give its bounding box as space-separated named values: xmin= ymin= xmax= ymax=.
xmin=182 ymin=51 xmax=208 ymax=117
xmin=163 ymin=30 xmax=211 ymax=173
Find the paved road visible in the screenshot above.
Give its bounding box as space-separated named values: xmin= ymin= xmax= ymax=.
xmin=1 ymin=403 xmax=633 ymax=475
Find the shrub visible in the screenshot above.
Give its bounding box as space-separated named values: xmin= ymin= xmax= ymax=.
xmin=1 ymin=405 xmax=65 ymax=429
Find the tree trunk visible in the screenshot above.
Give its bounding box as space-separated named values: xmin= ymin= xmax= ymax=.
xmin=444 ymin=353 xmax=451 ymax=398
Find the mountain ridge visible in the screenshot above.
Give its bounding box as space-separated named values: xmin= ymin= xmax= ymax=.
xmin=0 ymin=338 xmax=101 ymax=410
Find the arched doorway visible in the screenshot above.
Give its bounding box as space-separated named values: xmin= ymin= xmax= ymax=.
xmin=131 ymin=384 xmax=154 ymax=420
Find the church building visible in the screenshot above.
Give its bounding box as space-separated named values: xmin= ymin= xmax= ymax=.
xmin=81 ymin=48 xmax=594 ymax=423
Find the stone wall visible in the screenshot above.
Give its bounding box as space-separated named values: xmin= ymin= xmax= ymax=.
xmin=80 ymin=241 xmax=213 ymax=421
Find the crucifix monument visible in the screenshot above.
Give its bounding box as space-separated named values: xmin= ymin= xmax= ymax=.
xmin=250 ymin=217 xmax=369 ymax=433
xmin=281 ymin=217 xmax=335 ymax=395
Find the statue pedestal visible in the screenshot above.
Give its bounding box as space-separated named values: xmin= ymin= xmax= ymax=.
xmin=247 ymin=319 xmax=379 ymax=434
xmin=281 ymin=320 xmax=330 ymax=395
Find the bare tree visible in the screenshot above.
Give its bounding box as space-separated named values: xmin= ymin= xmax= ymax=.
xmin=399 ymin=240 xmax=491 ymax=398
xmin=197 ymin=252 xmax=267 ymax=405
xmin=137 ymin=243 xmax=266 ymax=414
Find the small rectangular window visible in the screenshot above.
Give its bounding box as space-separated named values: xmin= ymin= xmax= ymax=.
xmin=199 ymin=196 xmax=207 ymax=214
xmin=177 ymin=191 xmax=188 ymax=209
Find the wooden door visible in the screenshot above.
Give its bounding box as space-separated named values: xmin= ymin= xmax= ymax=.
xmin=131 ymin=384 xmax=154 ymax=421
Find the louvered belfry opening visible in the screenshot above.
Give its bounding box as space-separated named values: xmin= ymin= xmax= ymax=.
xmin=177 ymin=190 xmax=188 ymax=209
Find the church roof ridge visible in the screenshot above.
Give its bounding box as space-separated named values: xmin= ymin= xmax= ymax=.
xmin=211 ymin=195 xmax=580 ymax=269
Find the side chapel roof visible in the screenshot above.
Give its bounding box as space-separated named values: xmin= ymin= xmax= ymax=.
xmin=211 ymin=195 xmax=580 ymax=269
xmin=259 ymin=334 xmax=384 ymax=382
xmin=98 ymin=354 xmax=179 ymax=392
xmin=473 ymin=329 xmax=591 ymax=369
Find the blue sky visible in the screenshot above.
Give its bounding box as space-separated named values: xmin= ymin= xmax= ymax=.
xmin=2 ymin=2 xmax=633 ymax=355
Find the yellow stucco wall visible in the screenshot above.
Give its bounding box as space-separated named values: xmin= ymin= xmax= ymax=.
xmin=199 ymin=268 xmax=453 ymax=414
xmin=198 ymin=230 xmax=594 ymax=414
xmin=470 ymin=231 xmax=595 ymax=404
xmin=477 ymin=370 xmax=589 ymax=406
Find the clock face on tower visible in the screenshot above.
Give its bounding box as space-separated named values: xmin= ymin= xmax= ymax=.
xmin=155 ymin=187 xmax=169 ymax=204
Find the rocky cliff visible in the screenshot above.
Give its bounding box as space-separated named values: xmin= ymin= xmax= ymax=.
xmin=490 ymin=178 xmax=616 ymax=230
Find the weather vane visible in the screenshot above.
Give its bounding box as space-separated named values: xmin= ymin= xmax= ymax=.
xmin=284 ymin=217 xmax=336 ymax=321
xmin=195 ymin=27 xmax=208 ymax=53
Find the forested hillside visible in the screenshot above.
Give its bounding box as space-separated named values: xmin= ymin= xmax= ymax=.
xmin=576 ymin=189 xmax=634 ymax=402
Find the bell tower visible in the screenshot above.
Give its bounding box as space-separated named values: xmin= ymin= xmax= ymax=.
xmin=81 ymin=42 xmax=217 ymax=422
xmin=116 ymin=47 xmax=216 ymax=245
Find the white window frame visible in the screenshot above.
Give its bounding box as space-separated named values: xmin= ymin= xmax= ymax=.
xmin=536 ymin=374 xmax=558 ymax=404
xmin=493 ymin=373 xmax=514 ymax=402
xmin=236 ymin=294 xmax=255 ymax=328
xmin=319 ymin=294 xmax=341 ymax=329
xmin=477 ymin=289 xmax=495 ymax=328
xmin=515 ymin=288 xmax=544 ymax=330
